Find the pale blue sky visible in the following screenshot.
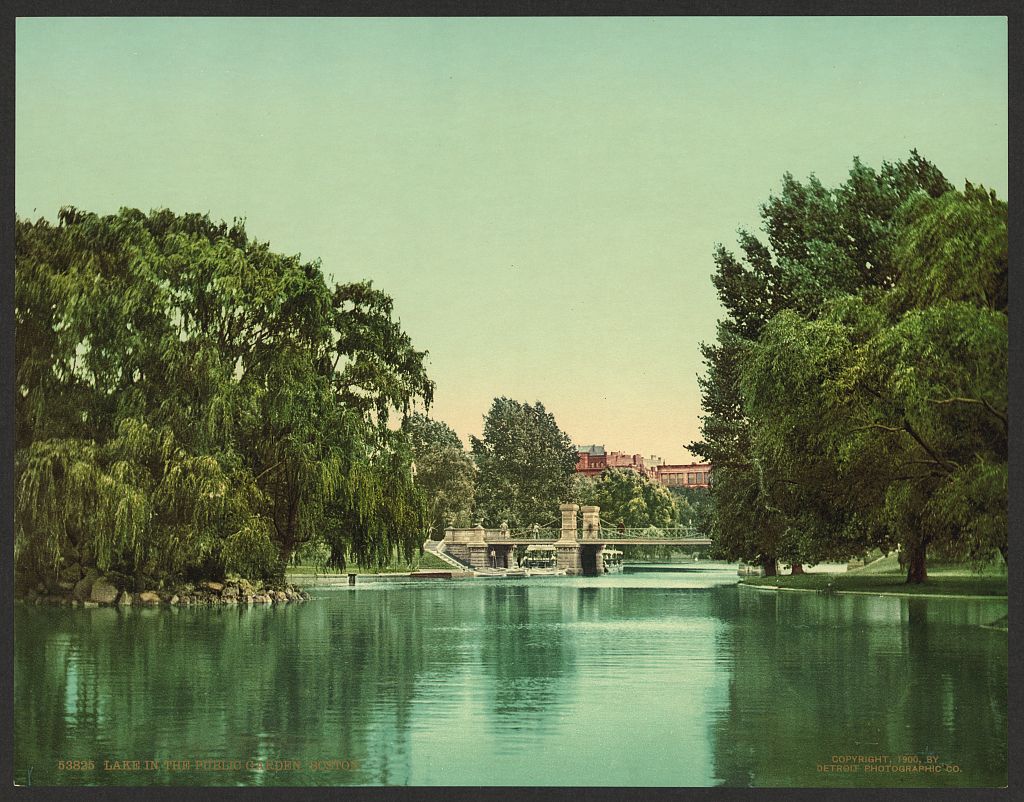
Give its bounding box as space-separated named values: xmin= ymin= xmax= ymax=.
xmin=16 ymin=17 xmax=1008 ymax=462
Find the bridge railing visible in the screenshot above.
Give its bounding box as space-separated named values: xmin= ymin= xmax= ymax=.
xmin=596 ymin=524 xmax=700 ymax=540
xmin=497 ymin=526 xmax=703 ymax=541
xmin=447 ymin=525 xmax=706 ymax=542
xmin=499 ymin=529 xmax=562 ymax=540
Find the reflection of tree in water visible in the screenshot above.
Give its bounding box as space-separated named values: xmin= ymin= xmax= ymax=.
xmin=15 ymin=594 xmax=465 ymax=786
xmin=478 ymin=585 xmax=574 ymax=724
xmin=17 ymin=586 xmax=1006 ymax=788
xmin=479 ymin=583 xmax=660 ymax=737
xmin=296 ymin=589 xmax=443 ymax=785
xmin=896 ymin=599 xmax=1007 ymax=783
xmin=706 ymin=590 xmax=1007 ymax=787
xmin=16 ymin=607 xmax=76 ymax=785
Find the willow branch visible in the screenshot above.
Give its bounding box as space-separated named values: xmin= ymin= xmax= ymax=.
xmin=900 ymin=420 xmax=956 ymax=475
xmin=254 ymin=460 xmax=284 ymax=482
xmin=928 ymin=396 xmax=1008 ymax=428
xmin=854 ymin=423 xmax=902 ymax=434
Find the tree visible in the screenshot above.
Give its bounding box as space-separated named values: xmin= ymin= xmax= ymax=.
xmin=691 ymin=325 xmax=785 ymax=574
xmin=732 ymin=183 xmax=1007 ymax=582
xmin=691 ymin=152 xmax=954 ymax=576
xmin=668 ymin=486 xmax=712 ymax=533
xmin=575 ymin=468 xmax=678 ymax=529
xmin=737 ymin=302 xmax=895 ymax=571
xmin=470 ymin=398 xmax=578 ymax=529
xmin=15 ymin=207 xmax=433 ymax=591
xmin=401 ymin=413 xmax=476 ymax=539
xmin=840 ymin=186 xmax=1007 ymax=578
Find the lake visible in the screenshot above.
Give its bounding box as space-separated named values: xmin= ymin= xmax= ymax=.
xmin=13 ymin=569 xmax=1007 ymax=787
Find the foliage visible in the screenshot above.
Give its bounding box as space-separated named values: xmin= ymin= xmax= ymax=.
xmin=402 ymin=412 xmax=464 ymax=453
xmin=15 ymin=207 xmax=433 ymax=588
xmin=667 ymin=486 xmax=713 ymax=532
xmin=402 ymin=413 xmax=476 ymax=538
xmin=574 ymin=468 xmax=679 ymax=529
xmin=692 ymin=153 xmax=1006 ymax=581
xmin=470 ymin=398 xmax=578 ymax=529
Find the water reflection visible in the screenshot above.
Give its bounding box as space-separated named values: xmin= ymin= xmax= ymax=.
xmin=709 ymin=589 xmax=1007 ymax=787
xmin=478 ymin=585 xmax=572 ymax=725
xmin=14 ymin=575 xmax=1006 ymax=787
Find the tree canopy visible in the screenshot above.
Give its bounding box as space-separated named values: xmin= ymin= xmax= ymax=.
xmin=15 ymin=207 xmax=434 ymax=591
xmin=401 ymin=413 xmax=476 ymax=539
xmin=691 ymin=154 xmax=1006 ymax=581
xmin=573 ymin=468 xmax=679 ymax=529
xmin=470 ymin=398 xmax=578 ymax=529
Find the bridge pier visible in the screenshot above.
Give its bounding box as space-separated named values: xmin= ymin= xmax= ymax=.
xmin=556 ymin=503 xmax=582 ymax=575
xmin=555 ymin=544 xmax=581 ymax=574
xmin=466 ymin=524 xmax=491 ymax=570
xmin=578 ymin=507 xmax=603 ymax=573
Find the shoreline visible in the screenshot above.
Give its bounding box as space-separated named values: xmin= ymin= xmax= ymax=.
xmin=289 ymin=570 xmax=475 ymax=585
xmin=738 ymin=552 xmax=1007 ymax=601
xmin=739 ymin=581 xmax=1008 ymax=602
xmin=17 ymin=575 xmax=312 ymax=608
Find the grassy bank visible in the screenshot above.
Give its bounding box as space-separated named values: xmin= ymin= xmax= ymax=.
xmin=287 ymin=548 xmax=453 ymax=577
xmin=743 ymin=553 xmax=1007 ymax=597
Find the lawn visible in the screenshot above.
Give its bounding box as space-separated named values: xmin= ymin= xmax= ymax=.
xmin=744 ymin=553 xmax=1007 ymax=597
xmin=287 ymin=548 xmax=454 ymax=576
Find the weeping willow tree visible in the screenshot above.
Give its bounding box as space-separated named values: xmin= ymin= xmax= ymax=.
xmin=15 ymin=207 xmax=433 ymax=590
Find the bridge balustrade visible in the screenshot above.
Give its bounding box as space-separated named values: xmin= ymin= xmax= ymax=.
xmin=442 ymin=527 xmax=702 ymax=542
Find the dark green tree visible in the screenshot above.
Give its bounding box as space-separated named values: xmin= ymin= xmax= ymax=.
xmin=730 ymin=182 xmax=1006 ymax=582
xmin=470 ymin=398 xmax=578 ymax=529
xmin=15 ymin=207 xmax=433 ymax=590
xmin=691 ymin=152 xmax=952 ymax=575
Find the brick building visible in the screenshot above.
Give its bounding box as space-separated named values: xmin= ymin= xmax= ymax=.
xmin=651 ymin=462 xmax=712 ymax=489
xmin=575 ymin=444 xmax=608 ymax=476
xmin=576 ymin=445 xmax=655 ymax=477
xmin=575 ymin=444 xmax=711 ymax=488
xmin=605 ymin=451 xmax=649 ymax=473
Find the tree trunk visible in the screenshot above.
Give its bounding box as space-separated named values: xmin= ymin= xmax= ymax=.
xmin=905 ymin=541 xmax=928 ymax=584
xmin=790 ymin=562 xmax=805 ymax=575
xmin=270 ymin=554 xmax=289 ymax=586
xmin=761 ymin=554 xmax=778 ymax=577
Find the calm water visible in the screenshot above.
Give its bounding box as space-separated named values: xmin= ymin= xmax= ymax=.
xmin=14 ymin=570 xmax=1007 ymax=787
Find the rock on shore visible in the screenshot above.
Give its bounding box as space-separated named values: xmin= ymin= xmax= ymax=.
xmin=18 ymin=576 xmax=312 ymax=608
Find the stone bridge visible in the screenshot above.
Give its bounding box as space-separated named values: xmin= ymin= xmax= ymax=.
xmin=439 ymin=503 xmax=711 ymax=575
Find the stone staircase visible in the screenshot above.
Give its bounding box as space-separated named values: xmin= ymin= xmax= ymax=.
xmin=423 ymin=539 xmax=474 ymax=571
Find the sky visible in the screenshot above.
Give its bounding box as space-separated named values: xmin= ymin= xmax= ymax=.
xmin=15 ymin=17 xmax=1008 ymax=463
